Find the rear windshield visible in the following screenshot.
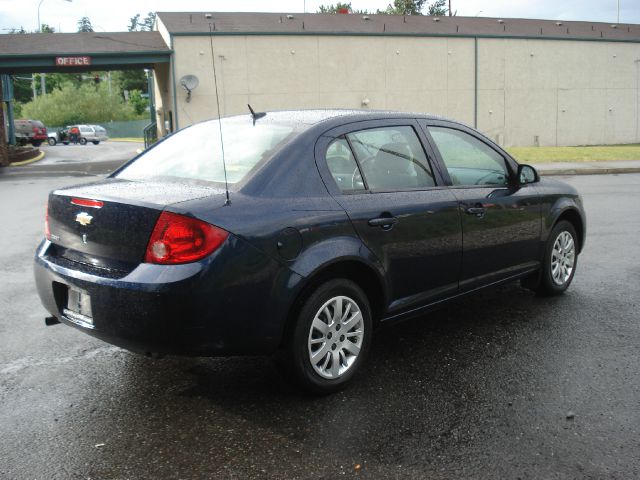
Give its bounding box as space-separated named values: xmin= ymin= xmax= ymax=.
xmin=115 ymin=116 xmax=297 ymax=186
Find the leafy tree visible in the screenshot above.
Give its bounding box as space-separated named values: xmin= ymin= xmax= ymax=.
xmin=20 ymin=81 xmax=140 ymax=125
xmin=128 ymin=14 xmax=141 ymax=32
xmin=115 ymin=12 xmax=157 ymax=100
xmin=360 ymin=0 xmax=449 ymax=15
xmin=128 ymin=89 xmax=149 ymax=115
xmin=8 ymin=27 xmax=27 ymax=34
xmin=40 ymin=24 xmax=55 ymax=33
xmin=11 ymin=75 xmax=34 ymax=104
xmin=318 ymin=2 xmax=370 ymax=14
xmin=77 ymin=16 xmax=94 ymax=32
xmin=426 ymin=0 xmax=448 ymax=15
xmin=111 ymin=70 xmax=147 ymax=95
xmin=128 ymin=12 xmax=156 ymax=32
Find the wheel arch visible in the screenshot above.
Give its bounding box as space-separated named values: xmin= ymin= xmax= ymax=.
xmin=554 ymin=207 xmax=585 ymax=253
xmin=279 ymin=258 xmax=387 ymax=349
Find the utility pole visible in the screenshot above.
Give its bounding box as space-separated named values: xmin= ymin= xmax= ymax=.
xmin=449 ymin=0 xmax=452 ymax=16
xmin=37 ymin=0 xmax=46 ymax=96
xmin=617 ymin=0 xmax=620 ymax=23
xmin=36 ymin=0 xmax=72 ymax=97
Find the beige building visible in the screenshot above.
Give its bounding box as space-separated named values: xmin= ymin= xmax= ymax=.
xmin=153 ymin=12 xmax=640 ymax=147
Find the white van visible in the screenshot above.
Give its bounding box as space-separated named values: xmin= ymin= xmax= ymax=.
xmin=77 ymin=125 xmax=109 ymax=145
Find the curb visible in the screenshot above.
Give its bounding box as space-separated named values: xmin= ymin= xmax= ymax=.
xmin=9 ymin=150 xmax=45 ymax=167
xmin=539 ymin=167 xmax=640 ymax=176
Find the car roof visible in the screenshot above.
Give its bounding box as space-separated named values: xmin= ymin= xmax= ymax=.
xmin=235 ymin=109 xmax=454 ymax=129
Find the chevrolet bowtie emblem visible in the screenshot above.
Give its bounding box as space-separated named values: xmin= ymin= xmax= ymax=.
xmin=75 ymin=212 xmax=93 ymax=226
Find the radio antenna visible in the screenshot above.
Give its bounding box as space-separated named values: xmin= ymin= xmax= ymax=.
xmin=208 ymin=22 xmax=230 ymax=206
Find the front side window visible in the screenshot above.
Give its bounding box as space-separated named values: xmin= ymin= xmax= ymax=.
xmin=429 ymin=127 xmax=510 ymax=186
xmin=345 ymin=126 xmax=435 ymax=191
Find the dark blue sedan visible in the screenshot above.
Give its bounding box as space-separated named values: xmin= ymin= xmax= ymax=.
xmin=34 ymin=110 xmax=586 ymax=394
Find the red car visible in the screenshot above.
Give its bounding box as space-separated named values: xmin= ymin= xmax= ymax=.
xmin=14 ymin=119 xmax=48 ymax=147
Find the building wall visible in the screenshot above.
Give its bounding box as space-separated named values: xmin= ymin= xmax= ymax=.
xmin=479 ymin=38 xmax=640 ymax=146
xmin=164 ymin=32 xmax=640 ymax=146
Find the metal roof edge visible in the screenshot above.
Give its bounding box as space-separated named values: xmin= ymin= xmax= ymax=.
xmin=0 ymin=50 xmax=173 ymax=59
xmin=169 ymin=31 xmax=640 ymax=44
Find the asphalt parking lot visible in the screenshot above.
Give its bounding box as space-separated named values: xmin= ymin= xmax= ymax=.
xmin=38 ymin=140 xmax=142 ymax=167
xmin=0 ymin=166 xmax=638 ymax=479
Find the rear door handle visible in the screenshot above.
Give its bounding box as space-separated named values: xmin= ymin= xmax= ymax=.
xmin=368 ymin=216 xmax=398 ymax=228
xmin=465 ymin=206 xmax=486 ymax=217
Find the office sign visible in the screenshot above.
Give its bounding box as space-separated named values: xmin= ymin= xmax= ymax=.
xmin=55 ymin=56 xmax=92 ymax=66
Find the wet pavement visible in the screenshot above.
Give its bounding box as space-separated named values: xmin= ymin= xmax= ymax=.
xmin=0 ymin=171 xmax=639 ymax=479
xmin=4 ymin=141 xmax=140 ymax=178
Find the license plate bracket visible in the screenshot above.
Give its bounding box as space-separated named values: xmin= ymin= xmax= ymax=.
xmin=64 ymin=287 xmax=93 ymax=326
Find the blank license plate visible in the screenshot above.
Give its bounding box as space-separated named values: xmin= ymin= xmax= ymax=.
xmin=64 ymin=288 xmax=93 ymax=325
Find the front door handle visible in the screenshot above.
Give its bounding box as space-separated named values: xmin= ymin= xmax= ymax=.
xmin=368 ymin=216 xmax=398 ymax=229
xmin=465 ymin=206 xmax=486 ymax=217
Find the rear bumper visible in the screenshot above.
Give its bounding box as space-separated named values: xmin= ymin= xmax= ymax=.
xmin=34 ymin=238 xmax=302 ymax=356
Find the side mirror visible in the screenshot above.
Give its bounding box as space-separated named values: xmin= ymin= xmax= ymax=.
xmin=518 ymin=164 xmax=539 ymax=185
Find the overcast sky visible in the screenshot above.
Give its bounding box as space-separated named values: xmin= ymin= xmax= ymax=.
xmin=1 ymin=0 xmax=637 ymax=33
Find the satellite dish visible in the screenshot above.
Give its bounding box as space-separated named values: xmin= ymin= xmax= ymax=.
xmin=179 ymin=75 xmax=199 ymax=102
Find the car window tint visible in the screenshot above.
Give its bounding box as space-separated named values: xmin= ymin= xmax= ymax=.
xmin=345 ymin=126 xmax=435 ymax=191
xmin=429 ymin=127 xmax=509 ymax=186
xmin=326 ymin=138 xmax=364 ymax=192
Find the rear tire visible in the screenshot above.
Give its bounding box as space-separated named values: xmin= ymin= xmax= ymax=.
xmin=48 ymin=138 xmax=56 ymax=146
xmin=32 ymin=141 xmax=42 ymax=147
xmin=79 ymin=137 xmax=87 ymax=145
xmin=281 ymin=279 xmax=372 ymax=395
xmin=533 ymin=220 xmax=578 ymax=296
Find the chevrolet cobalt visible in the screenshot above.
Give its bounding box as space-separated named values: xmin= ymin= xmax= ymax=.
xmin=35 ymin=110 xmax=586 ymax=394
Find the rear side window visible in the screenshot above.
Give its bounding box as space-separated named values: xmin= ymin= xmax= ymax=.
xmin=346 ymin=126 xmax=435 ymax=191
xmin=429 ymin=127 xmax=509 ymax=186
xmin=116 ymin=117 xmax=297 ymax=186
xmin=326 ymin=138 xmax=364 ymax=192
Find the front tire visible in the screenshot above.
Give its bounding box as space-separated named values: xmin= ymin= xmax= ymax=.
xmin=283 ymin=279 xmax=372 ymax=395
xmin=48 ymin=138 xmax=56 ymax=146
xmin=92 ymin=140 xmax=100 ymax=145
xmin=79 ymin=137 xmax=87 ymax=145
xmin=534 ymin=220 xmax=578 ymax=296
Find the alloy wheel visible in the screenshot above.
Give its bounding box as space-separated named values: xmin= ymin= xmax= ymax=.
xmin=551 ymin=230 xmax=576 ymax=285
xmin=307 ymin=295 xmax=364 ymax=379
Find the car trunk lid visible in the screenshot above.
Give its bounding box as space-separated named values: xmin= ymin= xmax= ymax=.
xmin=47 ymin=179 xmax=225 ymax=268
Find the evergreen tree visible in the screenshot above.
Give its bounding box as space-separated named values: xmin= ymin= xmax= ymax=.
xmin=77 ymin=16 xmax=94 ymax=32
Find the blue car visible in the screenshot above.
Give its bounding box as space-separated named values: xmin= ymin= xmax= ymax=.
xmin=34 ymin=110 xmax=585 ymax=394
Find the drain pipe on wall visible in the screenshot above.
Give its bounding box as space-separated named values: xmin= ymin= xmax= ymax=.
xmin=474 ymin=36 xmax=478 ymax=129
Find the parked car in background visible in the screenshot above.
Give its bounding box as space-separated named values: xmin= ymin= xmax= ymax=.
xmin=47 ymin=125 xmax=109 ymax=145
xmin=14 ymin=119 xmax=48 ymax=147
xmin=35 ymin=110 xmax=586 ymax=394
xmin=47 ymin=127 xmax=70 ymax=146
xmin=77 ymin=125 xmax=108 ymax=145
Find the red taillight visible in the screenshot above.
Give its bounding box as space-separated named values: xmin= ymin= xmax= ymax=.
xmin=45 ymin=203 xmax=51 ymax=240
xmin=71 ymin=197 xmax=104 ymax=208
xmin=144 ymin=211 xmax=228 ymax=265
